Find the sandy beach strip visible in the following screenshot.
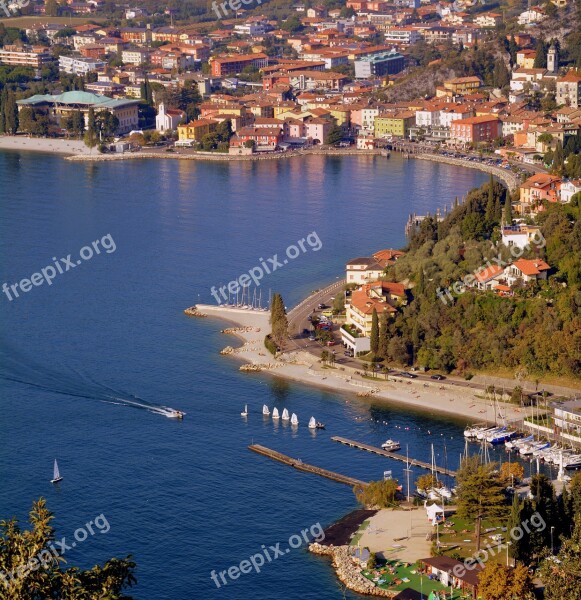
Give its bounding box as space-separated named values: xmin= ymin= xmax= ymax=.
xmin=0 ymin=136 xmax=93 ymax=156
xmin=190 ymin=304 xmax=532 ymax=425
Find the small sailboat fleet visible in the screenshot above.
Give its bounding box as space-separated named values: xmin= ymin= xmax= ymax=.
xmin=242 ymin=405 xmax=325 ymax=429
xmin=50 ymin=459 xmax=63 ymax=484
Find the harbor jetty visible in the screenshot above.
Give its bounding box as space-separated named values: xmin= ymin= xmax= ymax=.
xmin=249 ymin=444 xmax=369 ymax=488
xmin=331 ymin=436 xmax=457 ymax=477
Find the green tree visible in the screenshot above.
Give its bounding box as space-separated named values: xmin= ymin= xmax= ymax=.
xmin=493 ymin=59 xmax=510 ymax=89
xmin=553 ymin=140 xmax=565 ymax=174
xmin=370 ymin=308 xmax=379 ymax=356
xmin=45 ymin=0 xmax=59 ymax=16
xmin=84 ymin=107 xmax=98 ymax=150
xmin=503 ymin=196 xmax=513 ymax=225
xmin=3 ymin=89 xmax=18 ymax=134
xmin=456 ymin=456 xmax=508 ymax=550
xmin=0 ymin=498 xmax=136 ymax=597
xmin=534 ymin=39 xmax=548 ymax=68
xmin=270 ymin=293 xmax=288 ymax=346
xmin=378 ymin=311 xmax=389 ymax=359
xmin=541 ymin=513 xmax=581 ymax=600
xmin=325 ymin=123 xmax=342 ymax=146
xmin=354 ymin=479 xmax=399 ymax=508
xmin=17 ymin=106 xmax=36 ymax=134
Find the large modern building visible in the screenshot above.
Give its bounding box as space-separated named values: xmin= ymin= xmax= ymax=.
xmin=59 ymin=55 xmax=106 ymax=76
xmin=16 ymin=91 xmax=140 ymax=134
xmin=354 ymin=50 xmax=405 ymax=79
xmin=0 ymin=45 xmax=54 ymax=68
xmin=210 ymin=53 xmax=268 ymax=77
xmin=554 ymin=399 xmax=581 ymax=448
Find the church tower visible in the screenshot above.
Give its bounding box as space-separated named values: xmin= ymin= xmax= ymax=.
xmin=547 ymin=44 xmax=558 ymax=74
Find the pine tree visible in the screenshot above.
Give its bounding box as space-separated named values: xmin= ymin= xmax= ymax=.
xmin=370 ymin=308 xmax=379 ymax=356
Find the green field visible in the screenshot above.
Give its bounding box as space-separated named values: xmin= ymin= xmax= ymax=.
xmin=0 ymin=16 xmax=106 ymax=27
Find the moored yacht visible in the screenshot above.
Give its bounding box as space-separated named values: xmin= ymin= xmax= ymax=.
xmin=381 ymin=439 xmax=401 ymax=452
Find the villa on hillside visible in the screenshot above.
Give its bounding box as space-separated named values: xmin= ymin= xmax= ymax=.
xmin=346 ymin=249 xmax=405 ymax=284
xmin=341 ymin=281 xmax=406 ymax=354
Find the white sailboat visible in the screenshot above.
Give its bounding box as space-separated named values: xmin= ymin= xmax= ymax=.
xmin=272 ymin=407 xmax=280 ymax=419
xmin=51 ymin=459 xmax=63 ymax=484
xmin=262 ymin=404 xmax=270 ymax=416
xmin=241 ymin=404 xmax=248 ymax=416
xmin=281 ymin=408 xmax=290 ymax=421
xmin=308 ymin=417 xmax=316 ymax=429
xmin=290 ymin=413 xmax=299 ymax=426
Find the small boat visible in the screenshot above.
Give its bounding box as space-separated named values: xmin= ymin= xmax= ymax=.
xmin=506 ymin=434 xmax=533 ymax=450
xmin=308 ymin=417 xmax=316 ymax=429
xmin=51 ymin=459 xmax=63 ymax=484
xmin=263 ymin=404 xmax=270 ymax=416
xmin=564 ymin=456 xmax=581 ymax=470
xmin=315 ymin=421 xmax=325 ymax=429
xmin=290 ymin=413 xmax=299 ymax=426
xmin=166 ymin=410 xmax=185 ymax=419
xmin=241 ymin=404 xmax=248 ymax=417
xmin=281 ymin=408 xmax=290 ymax=421
xmin=381 ymin=439 xmax=401 ymax=452
xmin=272 ymin=407 xmax=280 ymax=420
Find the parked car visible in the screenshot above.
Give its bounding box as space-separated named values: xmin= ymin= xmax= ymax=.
xmin=308 ymin=335 xmax=316 ymax=341
xmin=344 ymin=350 xmax=354 ymax=357
xmin=431 ymin=374 xmax=446 ymax=380
xmin=399 ymin=371 xmax=417 ymax=378
xmin=318 ymin=303 xmax=328 ymax=309
xmin=326 ymin=340 xmax=336 ymax=346
xmin=302 ymin=328 xmax=310 ymax=336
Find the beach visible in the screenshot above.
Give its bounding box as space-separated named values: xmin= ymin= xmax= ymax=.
xmin=191 ymin=304 xmax=537 ymax=425
xmin=0 ymin=136 xmax=94 ymax=155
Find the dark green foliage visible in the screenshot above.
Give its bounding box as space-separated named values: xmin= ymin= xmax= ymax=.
xmin=370 ymin=309 xmax=379 ymax=356
xmin=270 ymin=293 xmax=288 ymax=346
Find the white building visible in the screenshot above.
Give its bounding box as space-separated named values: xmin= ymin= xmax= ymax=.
xmin=384 ymin=28 xmax=422 ymax=45
xmin=518 ymin=7 xmax=546 ymax=24
xmin=155 ymin=103 xmax=185 ymax=132
xmin=560 ymin=179 xmax=581 ymax=203
xmin=58 ymin=55 xmax=106 ymax=75
xmin=233 ymin=22 xmax=269 ymax=36
xmin=501 ymin=225 xmax=542 ymax=250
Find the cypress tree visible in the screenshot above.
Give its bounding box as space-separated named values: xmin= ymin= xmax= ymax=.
xmin=553 ymin=140 xmax=564 ymax=174
xmin=485 ymin=174 xmax=495 ymax=225
xmin=370 ymin=308 xmax=379 ymax=357
xmin=270 ymin=293 xmax=288 ymax=346
xmin=4 ymin=90 xmax=18 ymax=135
xmin=378 ymin=311 xmax=389 ymax=359
xmin=503 ymin=197 xmax=513 ymax=226
xmin=84 ymin=107 xmax=98 ymax=149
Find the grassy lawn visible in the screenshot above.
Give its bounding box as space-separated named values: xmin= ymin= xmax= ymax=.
xmin=349 ymin=520 xmax=370 ymax=546
xmin=361 ymin=560 xmax=465 ymax=598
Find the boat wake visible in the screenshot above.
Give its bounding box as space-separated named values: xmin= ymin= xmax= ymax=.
xmin=0 ymin=343 xmax=183 ymax=417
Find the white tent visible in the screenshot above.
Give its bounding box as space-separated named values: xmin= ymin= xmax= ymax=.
xmin=425 ymin=502 xmax=445 ymax=525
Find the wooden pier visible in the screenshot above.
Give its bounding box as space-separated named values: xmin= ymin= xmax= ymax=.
xmin=331 ymin=437 xmax=457 ymax=478
xmin=249 ymin=444 xmax=369 ymax=488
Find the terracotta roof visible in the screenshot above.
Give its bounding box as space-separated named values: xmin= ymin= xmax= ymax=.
xmin=475 ymin=264 xmax=504 ymax=283
xmin=512 ymin=258 xmax=550 ymax=276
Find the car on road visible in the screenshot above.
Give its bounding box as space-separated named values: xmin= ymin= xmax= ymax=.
xmin=302 ymin=329 xmax=310 ymax=336
xmin=308 ymin=335 xmax=316 ymax=341
xmin=430 ymin=374 xmax=446 ymax=380
xmin=326 ymin=340 xmax=336 ymax=346
xmin=344 ymin=350 xmax=354 ymax=357
xmin=399 ymin=371 xmax=417 ymax=378
xmin=318 ymin=303 xmax=328 ymax=309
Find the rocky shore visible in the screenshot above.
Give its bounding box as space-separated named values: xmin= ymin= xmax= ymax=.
xmin=309 ymin=543 xmax=394 ymax=597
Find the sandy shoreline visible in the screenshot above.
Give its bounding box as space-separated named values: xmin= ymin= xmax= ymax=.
xmin=190 ymin=304 xmax=535 ymax=425
xmin=0 ymin=136 xmax=94 ymax=155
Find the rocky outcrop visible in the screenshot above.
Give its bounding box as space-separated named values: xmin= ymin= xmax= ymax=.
xmin=184 ymin=306 xmax=207 ymax=317
xmin=309 ymin=544 xmax=395 ymax=597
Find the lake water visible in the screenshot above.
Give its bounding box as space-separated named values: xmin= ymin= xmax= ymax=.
xmin=1 ymin=152 xmax=535 ymax=599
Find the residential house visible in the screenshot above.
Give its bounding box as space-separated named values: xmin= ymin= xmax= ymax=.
xmin=450 ymin=115 xmax=502 ymax=145
xmin=177 ymin=118 xmax=218 ymax=142
xmin=516 ymin=49 xmax=537 ymax=69
xmin=230 ymin=126 xmax=283 ymax=151
xmin=504 ymin=258 xmax=550 ymax=285
xmin=501 ymin=225 xmax=543 ymax=250
xmin=374 ymin=111 xmax=416 ymax=138
xmin=560 ymin=179 xmax=581 ymax=203
xmin=518 ymin=173 xmax=561 ymax=214
xmin=556 ymin=70 xmax=581 ymax=109
xmin=418 ymin=556 xmax=482 ymax=599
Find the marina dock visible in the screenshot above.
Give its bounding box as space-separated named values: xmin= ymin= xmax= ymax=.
xmin=249 ymin=444 xmax=369 ymax=488
xmin=331 ymin=436 xmax=457 ymax=478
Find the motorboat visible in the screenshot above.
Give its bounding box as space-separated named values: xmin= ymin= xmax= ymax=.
xmin=166 ymin=410 xmax=185 ymax=419
xmin=381 ymin=439 xmax=401 ymax=452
